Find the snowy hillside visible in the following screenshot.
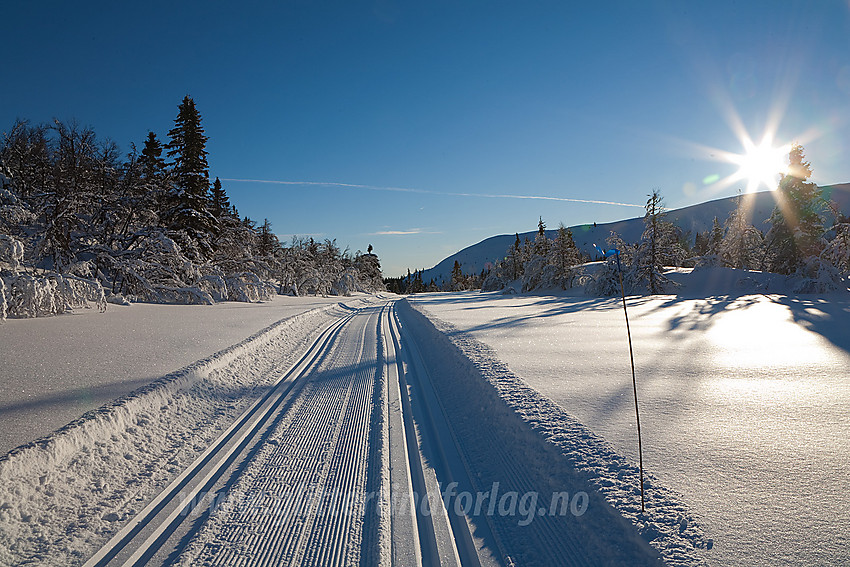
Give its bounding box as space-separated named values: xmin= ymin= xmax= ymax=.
xmin=421 ymin=184 xmax=850 ymax=285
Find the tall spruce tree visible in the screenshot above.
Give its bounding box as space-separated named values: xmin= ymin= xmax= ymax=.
xmin=257 ymin=218 xmax=278 ymax=257
xmin=164 ymin=96 xmax=215 ymax=252
xmin=167 ymin=96 xmax=209 ymax=198
xmin=764 ymin=144 xmax=825 ymax=274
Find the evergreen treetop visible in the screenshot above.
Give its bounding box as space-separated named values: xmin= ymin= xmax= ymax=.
xmin=166 ymin=95 xmax=209 ymax=199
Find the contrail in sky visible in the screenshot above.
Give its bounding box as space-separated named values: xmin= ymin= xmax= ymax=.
xmin=219 ymin=178 xmax=644 ymax=208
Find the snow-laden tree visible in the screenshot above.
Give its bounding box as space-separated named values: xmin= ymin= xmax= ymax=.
xmin=164 ymin=96 xmax=216 ymax=256
xmin=506 ymin=233 xmax=524 ymax=280
xmin=719 ymin=195 xmax=764 ymax=269
xmin=585 ymin=231 xmax=636 ymax=296
xmin=763 ymin=145 xmax=826 ymax=275
xmin=353 ymin=250 xmax=384 ymax=292
xmin=631 ymin=190 xmax=683 ymax=294
xmin=708 ymin=216 xmax=724 ymax=256
xmin=451 ymin=259 xmax=465 ymax=291
xmin=822 ymin=212 xmax=850 ymax=276
xmin=549 ymin=223 xmax=583 ymax=287
xmin=534 ymin=217 xmax=550 ymax=256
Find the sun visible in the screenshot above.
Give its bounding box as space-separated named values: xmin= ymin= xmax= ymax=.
xmin=727 ymin=135 xmax=790 ymax=193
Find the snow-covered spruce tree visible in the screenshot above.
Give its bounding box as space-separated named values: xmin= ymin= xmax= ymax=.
xmin=708 ymin=216 xmax=724 ymax=256
xmin=257 ymin=218 xmax=278 ymax=257
xmin=719 ymin=193 xmax=764 ymax=270
xmin=763 ymin=144 xmax=826 ymax=275
xmin=534 ymin=216 xmax=550 ymax=257
xmin=631 ymin=190 xmax=683 ymax=293
xmin=164 ymin=96 xmax=216 ymax=259
xmin=822 ymin=210 xmax=850 ymax=276
xmin=549 ymin=223 xmax=583 ymax=287
xmin=451 ymin=259 xmax=465 ymax=291
xmin=507 ymin=233 xmax=523 ymax=280
xmin=354 ymin=248 xmax=384 ymax=292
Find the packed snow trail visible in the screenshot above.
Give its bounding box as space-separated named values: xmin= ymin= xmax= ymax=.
xmin=82 ymin=306 xmax=362 ymax=566
xmin=1 ymin=296 xmax=670 ymax=565
xmin=174 ymin=301 xmax=487 ymax=567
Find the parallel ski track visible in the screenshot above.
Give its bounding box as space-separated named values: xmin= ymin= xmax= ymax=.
xmin=86 ymin=298 xmax=522 ymax=567
xmin=189 ymin=304 xmax=384 ymax=567
xmin=83 ymin=306 xmax=358 ymax=567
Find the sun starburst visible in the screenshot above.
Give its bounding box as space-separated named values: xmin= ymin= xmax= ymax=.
xmin=726 ymin=134 xmax=790 ymax=193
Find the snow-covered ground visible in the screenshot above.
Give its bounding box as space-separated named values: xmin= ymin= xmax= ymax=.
xmin=0 ymin=295 xmax=349 ymax=454
xmin=408 ymin=267 xmax=850 ymax=566
xmin=2 ymin=268 xmax=847 ymax=565
xmin=0 ymin=295 xmax=385 ymax=565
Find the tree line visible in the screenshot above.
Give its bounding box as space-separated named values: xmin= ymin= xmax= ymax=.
xmin=0 ymin=96 xmax=384 ymax=319
xmin=472 ymin=144 xmax=850 ymax=295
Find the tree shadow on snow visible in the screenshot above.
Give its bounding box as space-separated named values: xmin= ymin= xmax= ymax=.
xmin=768 ymin=295 xmax=850 ymax=355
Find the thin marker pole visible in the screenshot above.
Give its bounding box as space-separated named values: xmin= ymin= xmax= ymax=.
xmin=614 ymin=251 xmax=645 ymax=514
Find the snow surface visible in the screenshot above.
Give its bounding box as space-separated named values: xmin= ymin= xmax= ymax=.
xmin=0 ymin=295 xmax=351 ymax=455
xmin=2 ymin=267 xmax=848 ymax=565
xmin=0 ymin=295 xmax=384 ymax=565
xmin=408 ymin=269 xmax=850 ymax=566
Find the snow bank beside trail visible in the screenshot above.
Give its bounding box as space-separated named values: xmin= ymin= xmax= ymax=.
xmin=0 ymin=299 xmax=373 ymax=566
xmin=401 ymin=299 xmax=711 ymax=567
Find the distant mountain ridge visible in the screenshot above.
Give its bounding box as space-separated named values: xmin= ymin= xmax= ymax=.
xmin=420 ymin=184 xmax=850 ymax=285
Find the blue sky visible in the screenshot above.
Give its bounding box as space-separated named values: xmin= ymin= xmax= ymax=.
xmin=3 ymin=1 xmax=850 ymax=276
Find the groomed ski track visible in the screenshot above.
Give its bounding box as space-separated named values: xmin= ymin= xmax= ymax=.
xmin=81 ymin=297 xmax=663 ymax=566
xmin=81 ymin=299 xmax=486 ymax=567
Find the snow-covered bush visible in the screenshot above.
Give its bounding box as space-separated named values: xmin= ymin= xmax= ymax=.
xmin=331 ymin=268 xmax=359 ymax=296
xmin=585 ymin=260 xmax=627 ymax=296
xmin=0 ymin=185 xmax=36 ymax=230
xmin=788 ymin=256 xmax=848 ymax=294
xmin=1 ymin=273 xmax=106 ymax=318
xmin=0 ymin=234 xmax=24 ymax=273
xmin=481 ymin=268 xmax=509 ymax=292
xmin=197 ymin=274 xmax=228 ymax=302
xmin=149 ymin=285 xmax=215 ymax=305
xmin=225 ymin=272 xmax=276 ymax=302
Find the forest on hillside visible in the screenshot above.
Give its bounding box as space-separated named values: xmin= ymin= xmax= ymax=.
xmin=0 ymin=97 xmax=384 ymax=320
